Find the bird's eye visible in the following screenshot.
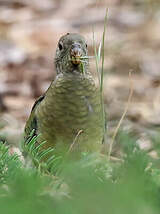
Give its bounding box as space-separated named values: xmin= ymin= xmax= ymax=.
xmin=58 ymin=42 xmax=63 ymax=51
xmin=86 ymin=44 xmax=88 ymax=48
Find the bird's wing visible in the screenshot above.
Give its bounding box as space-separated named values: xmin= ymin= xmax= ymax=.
xmin=24 ymin=95 xmax=45 ymax=141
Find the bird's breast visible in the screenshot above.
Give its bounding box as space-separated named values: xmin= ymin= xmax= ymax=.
xmin=36 ymin=73 xmax=103 ymax=150
xmin=52 ymin=74 xmax=99 ymax=121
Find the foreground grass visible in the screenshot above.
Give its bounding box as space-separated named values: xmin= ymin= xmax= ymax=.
xmin=0 ymin=132 xmax=160 ymax=214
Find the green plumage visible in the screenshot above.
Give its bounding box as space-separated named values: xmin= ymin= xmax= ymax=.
xmin=24 ymin=33 xmax=104 ymax=157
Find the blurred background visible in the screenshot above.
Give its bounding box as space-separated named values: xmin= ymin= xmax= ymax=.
xmin=0 ymin=0 xmax=160 ymax=154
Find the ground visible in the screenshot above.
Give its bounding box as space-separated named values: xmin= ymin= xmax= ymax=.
xmin=0 ymin=0 xmax=160 ymax=157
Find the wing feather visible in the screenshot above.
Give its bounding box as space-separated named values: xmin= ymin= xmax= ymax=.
xmin=24 ymin=95 xmax=45 ymax=141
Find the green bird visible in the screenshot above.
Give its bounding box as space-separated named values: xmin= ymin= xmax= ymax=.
xmin=24 ymin=33 xmax=104 ymax=158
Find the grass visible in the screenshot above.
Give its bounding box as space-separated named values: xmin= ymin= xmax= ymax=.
xmin=92 ymin=9 xmax=108 ymax=152
xmin=92 ymin=9 xmax=133 ymax=160
xmin=1 ymin=132 xmax=160 ymax=214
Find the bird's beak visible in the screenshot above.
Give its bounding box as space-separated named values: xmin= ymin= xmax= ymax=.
xmin=70 ymin=43 xmax=82 ymax=65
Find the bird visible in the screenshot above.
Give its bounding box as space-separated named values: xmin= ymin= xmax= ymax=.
xmin=24 ymin=33 xmax=104 ymax=159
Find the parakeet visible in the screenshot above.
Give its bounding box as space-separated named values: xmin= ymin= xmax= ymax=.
xmin=24 ymin=33 xmax=104 ymax=158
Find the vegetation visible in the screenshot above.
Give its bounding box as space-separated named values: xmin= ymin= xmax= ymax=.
xmin=1 ymin=132 xmax=160 ymax=214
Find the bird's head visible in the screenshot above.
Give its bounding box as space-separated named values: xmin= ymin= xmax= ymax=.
xmin=55 ymin=33 xmax=89 ymax=74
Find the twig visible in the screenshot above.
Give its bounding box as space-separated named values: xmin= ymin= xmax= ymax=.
xmin=108 ymin=71 xmax=134 ymax=161
xmin=67 ymin=130 xmax=83 ymax=153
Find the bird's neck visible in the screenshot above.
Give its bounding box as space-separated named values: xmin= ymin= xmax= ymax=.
xmin=55 ymin=59 xmax=90 ymax=75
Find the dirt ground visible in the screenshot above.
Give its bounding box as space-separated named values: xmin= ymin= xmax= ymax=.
xmin=0 ymin=0 xmax=160 ymax=156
